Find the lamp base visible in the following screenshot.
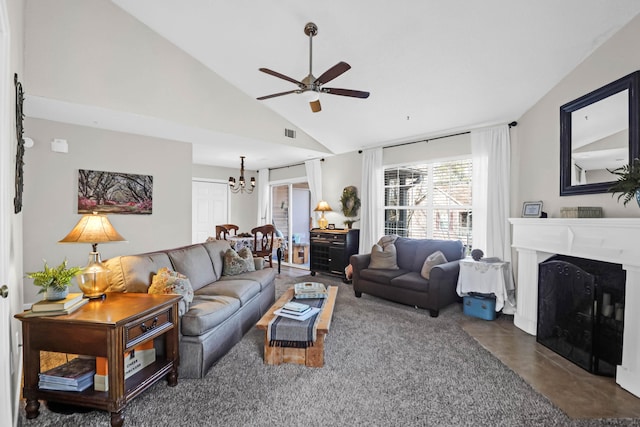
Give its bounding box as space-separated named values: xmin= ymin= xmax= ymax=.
xmin=76 ymin=251 xmax=110 ymax=300
xmin=318 ymin=216 xmax=328 ymax=230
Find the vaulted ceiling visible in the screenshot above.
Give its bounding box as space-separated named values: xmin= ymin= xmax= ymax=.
xmin=27 ymin=1 xmax=640 ymax=169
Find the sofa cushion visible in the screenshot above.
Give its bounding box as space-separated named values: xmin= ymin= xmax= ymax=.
xmin=148 ymin=267 xmax=194 ymax=316
xmin=390 ymin=271 xmax=430 ymax=292
xmin=420 ymin=251 xmax=448 ymax=280
xmin=394 ymin=237 xmax=464 ymax=272
xmin=202 ymin=240 xmax=231 ymax=280
xmin=222 ymin=248 xmax=254 ymax=276
xmin=219 ymin=268 xmax=276 ymax=291
xmin=369 ymin=242 xmax=399 ymax=269
xmin=181 ymin=295 xmax=240 ymax=336
xmin=360 ymin=268 xmax=407 ymax=285
xmin=167 ymin=245 xmax=217 ymax=292
xmin=105 ymin=252 xmax=173 ymax=293
xmin=195 ymin=279 xmax=260 ymax=305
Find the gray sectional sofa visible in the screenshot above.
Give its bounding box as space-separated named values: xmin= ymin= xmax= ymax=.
xmin=350 ymin=237 xmax=464 ymax=317
xmin=104 ymin=239 xmax=276 ymax=379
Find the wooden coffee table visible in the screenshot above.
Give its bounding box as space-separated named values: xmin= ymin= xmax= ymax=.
xmin=256 ymin=285 xmax=338 ymax=367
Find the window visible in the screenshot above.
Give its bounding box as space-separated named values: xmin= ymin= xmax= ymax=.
xmin=384 ymin=159 xmax=472 ymax=247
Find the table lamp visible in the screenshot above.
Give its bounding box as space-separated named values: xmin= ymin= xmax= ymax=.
xmin=59 ymin=212 xmax=127 ymax=299
xmin=314 ymin=201 xmax=332 ymax=230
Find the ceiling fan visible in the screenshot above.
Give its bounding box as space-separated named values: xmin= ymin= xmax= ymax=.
xmin=257 ymin=22 xmax=370 ymax=113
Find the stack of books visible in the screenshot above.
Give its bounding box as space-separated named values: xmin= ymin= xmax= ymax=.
xmin=23 ymin=293 xmax=88 ymax=317
xmin=274 ymin=301 xmax=320 ymax=321
xmin=294 ymin=282 xmax=328 ymax=299
xmin=38 ymin=357 xmax=95 ymax=392
xmin=94 ymin=341 xmax=156 ymax=391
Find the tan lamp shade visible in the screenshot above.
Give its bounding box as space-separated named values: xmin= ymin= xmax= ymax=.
xmin=314 ymin=201 xmax=332 ymax=229
xmin=59 ymin=212 xmax=127 ymax=248
xmin=59 ymin=212 xmax=126 ymax=299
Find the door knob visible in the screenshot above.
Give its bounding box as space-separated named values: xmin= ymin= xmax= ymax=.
xmin=0 ymin=285 xmax=8 ymax=298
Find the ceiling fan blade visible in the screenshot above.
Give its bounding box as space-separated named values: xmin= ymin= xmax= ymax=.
xmin=257 ymin=90 xmax=298 ymax=100
xmin=315 ymin=61 xmax=351 ymax=85
xmin=322 ymin=87 xmax=370 ymax=98
xmin=259 ymin=68 xmax=304 ymax=86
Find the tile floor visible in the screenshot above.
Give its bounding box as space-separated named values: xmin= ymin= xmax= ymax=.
xmin=460 ymin=314 xmax=640 ymax=419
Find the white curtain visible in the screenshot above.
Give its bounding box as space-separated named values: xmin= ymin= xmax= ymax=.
xmin=256 ymin=168 xmax=270 ymax=225
xmin=471 ymin=125 xmax=511 ymax=262
xmin=359 ymin=148 xmax=384 ymax=253
xmin=305 ymin=159 xmax=323 ymax=228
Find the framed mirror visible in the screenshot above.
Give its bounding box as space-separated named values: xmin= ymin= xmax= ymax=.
xmin=560 ymin=71 xmax=640 ymax=196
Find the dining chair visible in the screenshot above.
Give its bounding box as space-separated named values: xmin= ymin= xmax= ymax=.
xmin=220 ymin=224 xmax=239 ymax=236
xmin=250 ymin=224 xmax=276 ymax=268
xmin=215 ymin=225 xmax=230 ymax=240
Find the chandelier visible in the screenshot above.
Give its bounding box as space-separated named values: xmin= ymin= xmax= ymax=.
xmin=228 ymin=156 xmax=255 ymax=194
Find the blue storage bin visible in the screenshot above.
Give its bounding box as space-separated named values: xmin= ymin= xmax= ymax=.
xmin=463 ymin=293 xmax=497 ymax=320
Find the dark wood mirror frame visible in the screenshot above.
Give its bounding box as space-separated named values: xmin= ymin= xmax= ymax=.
xmin=560 ymin=71 xmax=640 ymax=196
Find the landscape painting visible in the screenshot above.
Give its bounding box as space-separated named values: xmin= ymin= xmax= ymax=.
xmin=78 ymin=169 xmax=153 ymax=214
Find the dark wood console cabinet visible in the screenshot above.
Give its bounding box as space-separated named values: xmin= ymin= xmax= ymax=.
xmin=310 ymin=228 xmax=360 ymax=280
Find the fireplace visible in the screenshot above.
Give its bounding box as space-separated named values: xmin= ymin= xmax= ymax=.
xmin=509 ymin=218 xmax=640 ymax=397
xmin=537 ymin=255 xmax=625 ymax=376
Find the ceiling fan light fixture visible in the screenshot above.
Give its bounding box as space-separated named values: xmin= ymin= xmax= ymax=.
xmin=310 ymin=99 xmax=321 ymax=113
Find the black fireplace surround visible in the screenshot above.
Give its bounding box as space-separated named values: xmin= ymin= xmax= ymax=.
xmin=537 ymin=255 xmax=625 ymax=376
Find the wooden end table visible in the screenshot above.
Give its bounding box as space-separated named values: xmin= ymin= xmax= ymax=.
xmin=15 ymin=293 xmax=181 ymax=427
xmin=256 ymin=285 xmax=337 ymax=367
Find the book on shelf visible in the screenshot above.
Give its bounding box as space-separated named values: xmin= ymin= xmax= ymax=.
xmin=31 ymin=293 xmax=83 ymax=312
xmin=94 ymin=341 xmax=156 ymax=392
xmin=21 ymin=298 xmax=89 ymax=318
xmin=274 ymin=307 xmax=320 ymax=321
xmin=38 ymin=357 xmax=95 ymax=391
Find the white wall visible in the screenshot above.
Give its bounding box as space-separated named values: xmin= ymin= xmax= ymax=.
xmin=23 ymin=0 xmax=323 ymax=154
xmin=516 ymin=13 xmax=640 ymax=218
xmin=22 ymin=118 xmax=192 ymax=304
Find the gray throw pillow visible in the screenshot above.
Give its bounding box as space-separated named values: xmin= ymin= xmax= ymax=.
xmin=420 ymin=250 xmax=448 ymax=279
xmin=368 ymin=243 xmax=399 ymax=269
xmin=223 ymin=248 xmax=254 ymax=276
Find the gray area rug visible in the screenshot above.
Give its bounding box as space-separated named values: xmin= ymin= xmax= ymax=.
xmin=19 ymin=274 xmax=640 ymax=426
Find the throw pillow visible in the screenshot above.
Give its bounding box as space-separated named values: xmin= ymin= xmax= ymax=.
xmin=238 ymin=247 xmax=256 ymax=272
xmin=222 ymin=248 xmax=254 ymax=276
xmin=420 ymin=251 xmax=448 ymax=280
xmin=368 ymin=242 xmax=399 ymax=269
xmin=148 ymin=267 xmax=194 ymax=316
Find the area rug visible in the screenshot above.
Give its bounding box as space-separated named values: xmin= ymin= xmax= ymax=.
xmin=19 ymin=274 xmax=640 ymax=426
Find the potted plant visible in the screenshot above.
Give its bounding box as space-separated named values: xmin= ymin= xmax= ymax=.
xmin=608 ymin=158 xmax=640 ymax=207
xmin=340 ymin=185 xmax=361 ymax=229
xmin=25 ymin=259 xmax=82 ymax=300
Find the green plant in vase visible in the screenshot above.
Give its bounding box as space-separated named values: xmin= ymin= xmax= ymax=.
xmin=340 ymin=185 xmax=361 ymax=229
xmin=608 ymin=158 xmax=640 ymax=207
xmin=26 ymin=259 xmax=82 ymax=300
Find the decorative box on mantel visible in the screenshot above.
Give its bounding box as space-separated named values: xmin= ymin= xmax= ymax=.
xmin=560 ymin=206 xmax=603 ymax=218
xmin=509 ymin=218 xmax=640 ymax=398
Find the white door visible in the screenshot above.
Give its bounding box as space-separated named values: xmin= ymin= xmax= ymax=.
xmin=1 ymin=1 xmax=21 ymax=425
xmin=192 ymin=180 xmax=228 ymax=243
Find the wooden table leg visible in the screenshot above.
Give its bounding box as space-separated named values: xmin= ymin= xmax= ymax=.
xmin=24 ymin=399 xmax=39 ymax=419
xmin=110 ymin=411 xmax=124 ymax=427
xmin=306 ymin=334 xmax=325 ymax=367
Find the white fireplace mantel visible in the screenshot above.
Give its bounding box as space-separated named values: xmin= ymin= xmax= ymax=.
xmin=509 ymin=218 xmax=640 ymax=397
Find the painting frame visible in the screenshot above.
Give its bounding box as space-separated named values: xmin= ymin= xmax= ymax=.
xmin=77 ymin=169 xmax=153 ymax=215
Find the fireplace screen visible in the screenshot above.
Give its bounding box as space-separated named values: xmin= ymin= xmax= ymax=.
xmin=537 ymin=255 xmax=625 ymax=376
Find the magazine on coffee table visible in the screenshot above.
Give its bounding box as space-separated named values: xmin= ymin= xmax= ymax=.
xmin=274 ymin=307 xmax=320 ymax=321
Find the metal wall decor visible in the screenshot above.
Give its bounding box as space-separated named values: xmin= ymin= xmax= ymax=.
xmin=14 ymin=73 xmax=25 ymax=214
